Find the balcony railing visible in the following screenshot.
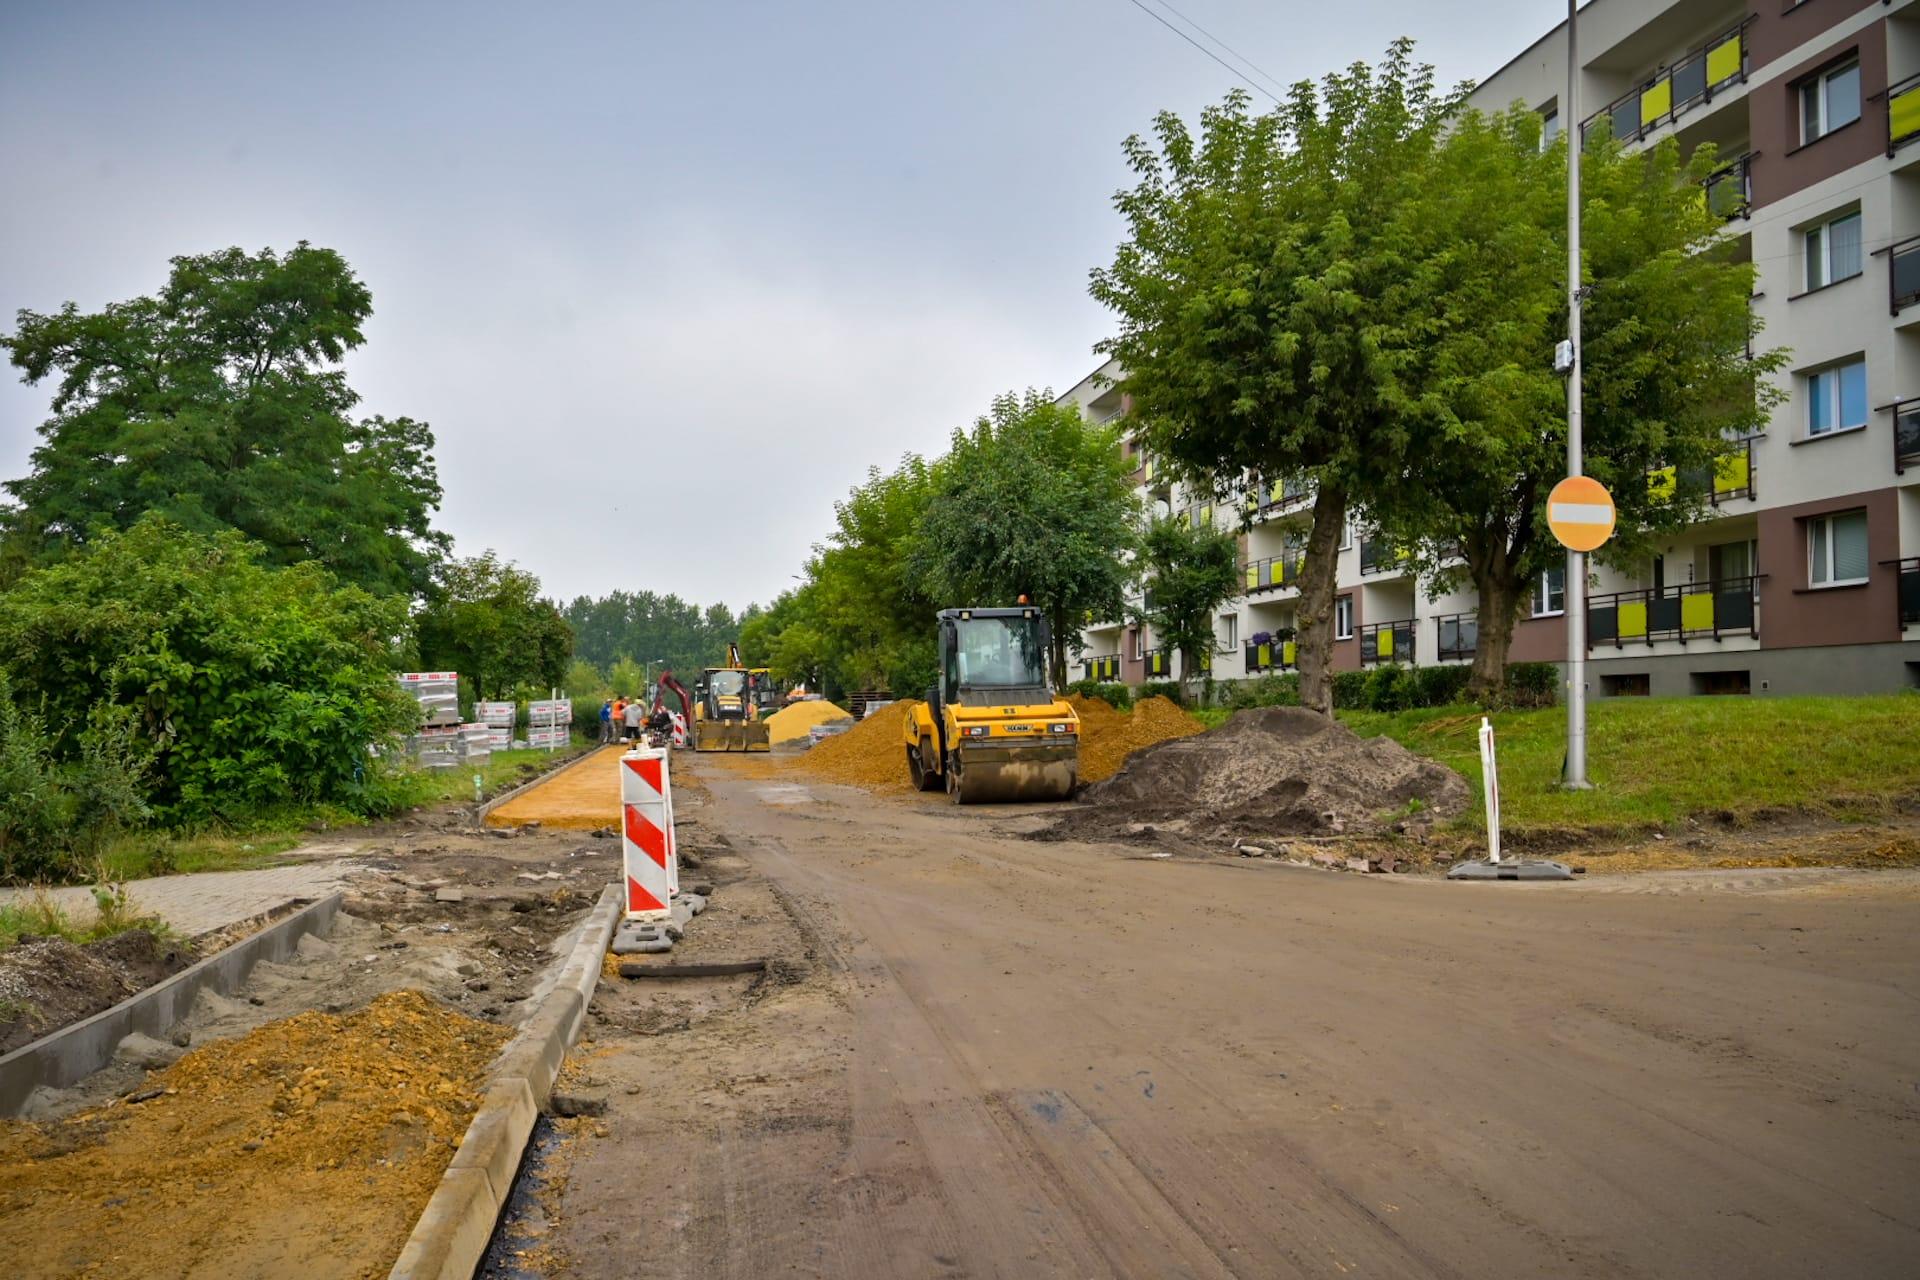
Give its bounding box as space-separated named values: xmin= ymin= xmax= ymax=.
xmin=1249 ymin=475 xmax=1312 ymax=515
xmin=1243 ymin=638 xmax=1297 ymax=673
xmin=1141 ymin=648 xmax=1173 ymax=678
xmin=1890 ymin=73 xmax=1920 ymax=156
xmin=1244 ymin=554 xmax=1303 ymax=594
xmin=1892 ymin=398 xmax=1920 ymax=476
xmin=1649 ymin=436 xmax=1756 ymax=505
xmin=1079 ymin=654 xmax=1122 ymax=682
xmin=1587 ymin=575 xmax=1762 ymax=648
xmin=1887 ymin=558 xmax=1920 ymax=628
xmin=1434 ymin=612 xmax=1478 ymax=663
xmin=1581 ymin=19 xmax=1749 ymax=145
xmin=1882 ymin=235 xmax=1920 ymax=315
xmin=1358 ymin=619 xmax=1415 ymax=665
xmin=1358 ymin=536 xmax=1411 ymax=576
xmin=1703 ymin=152 xmax=1752 ymax=221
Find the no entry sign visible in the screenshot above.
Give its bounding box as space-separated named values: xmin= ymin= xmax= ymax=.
xmin=1547 ymin=476 xmax=1615 ymax=552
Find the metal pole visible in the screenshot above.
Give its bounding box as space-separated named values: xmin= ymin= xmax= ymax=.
xmin=1564 ymin=0 xmax=1591 ymax=789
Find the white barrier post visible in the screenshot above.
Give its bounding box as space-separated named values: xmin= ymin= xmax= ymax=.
xmin=1479 ymin=716 xmax=1501 ymax=865
xmin=620 ymin=745 xmax=678 ymax=920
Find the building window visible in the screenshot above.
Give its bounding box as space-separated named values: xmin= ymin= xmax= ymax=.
xmin=1130 ymin=627 xmax=1143 ymax=660
xmin=1540 ymin=107 xmax=1559 ymax=149
xmin=1334 ymin=595 xmax=1354 ymax=640
xmin=1799 ymin=60 xmax=1861 ymax=145
xmin=1220 ymin=613 xmax=1238 ymax=649
xmin=1803 ymin=210 xmax=1862 ymax=292
xmin=1339 ymin=517 xmax=1353 ymax=550
xmin=1808 ymin=509 xmax=1869 ymax=587
xmin=1806 ymin=358 xmax=1867 ymax=437
xmin=1531 ymin=565 xmax=1566 ymax=617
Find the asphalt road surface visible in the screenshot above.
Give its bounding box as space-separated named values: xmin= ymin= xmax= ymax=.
xmin=545 ymin=753 xmax=1920 ymax=1279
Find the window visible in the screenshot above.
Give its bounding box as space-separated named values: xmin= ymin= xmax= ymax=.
xmin=1339 ymin=517 xmax=1353 ymax=550
xmin=1806 ymin=358 xmax=1867 ymax=436
xmin=1130 ymin=627 xmax=1143 ymax=660
xmin=1540 ymin=108 xmax=1560 ymax=149
xmin=1803 ymin=210 xmax=1862 ymax=291
xmin=1220 ymin=613 xmax=1238 ymax=649
xmin=1531 ymin=565 xmax=1566 ymax=617
xmin=1799 ymin=60 xmax=1861 ymax=145
xmin=1334 ymin=595 xmax=1354 ymax=640
xmin=1808 ymin=509 xmax=1869 ymax=587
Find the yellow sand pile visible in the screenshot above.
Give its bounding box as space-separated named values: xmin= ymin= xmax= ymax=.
xmin=1067 ymin=694 xmax=1205 ymax=784
xmin=796 ymin=699 xmax=921 ymax=789
xmin=764 ymin=698 xmax=852 ymax=746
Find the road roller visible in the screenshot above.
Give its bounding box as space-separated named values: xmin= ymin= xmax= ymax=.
xmin=903 ymin=605 xmax=1079 ymax=804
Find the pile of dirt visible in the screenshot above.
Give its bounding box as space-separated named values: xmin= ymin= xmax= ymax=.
xmin=0 ymin=988 xmax=509 ymax=1278
xmin=796 ymin=700 xmax=921 ymax=789
xmin=765 ymin=698 xmax=853 ymax=747
xmin=1051 ymin=706 xmax=1469 ymax=844
xmin=1067 ymin=694 xmax=1205 ymax=784
xmin=0 ymin=928 xmax=195 ymax=1054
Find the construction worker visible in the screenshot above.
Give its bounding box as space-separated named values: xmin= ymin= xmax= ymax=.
xmin=611 ymin=696 xmax=625 ymax=742
xmin=623 ymin=696 xmax=644 ymax=741
xmin=599 ymin=699 xmax=613 ymax=743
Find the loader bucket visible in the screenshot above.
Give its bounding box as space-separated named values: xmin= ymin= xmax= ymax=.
xmin=693 ymin=720 xmax=772 ymax=753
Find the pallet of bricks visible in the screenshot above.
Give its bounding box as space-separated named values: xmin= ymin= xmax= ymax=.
xmin=475 ymin=701 xmax=517 ymax=751
xmin=400 ymin=672 xmax=463 ymax=769
xmin=526 ymin=697 xmax=572 ymax=750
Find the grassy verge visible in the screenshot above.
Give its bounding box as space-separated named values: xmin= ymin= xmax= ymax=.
xmin=0 ymin=884 xmax=178 ymax=952
xmin=408 ymin=743 xmax=596 ymax=806
xmin=1337 ymin=695 xmax=1920 ymax=837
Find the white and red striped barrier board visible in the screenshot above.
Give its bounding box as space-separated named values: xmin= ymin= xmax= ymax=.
xmin=620 ymin=746 xmax=678 ymax=920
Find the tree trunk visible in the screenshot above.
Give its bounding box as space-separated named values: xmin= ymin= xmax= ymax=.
xmin=1468 ymin=559 xmax=1525 ymax=705
xmin=1294 ymin=483 xmax=1348 ymax=717
xmin=1048 ymin=608 xmax=1070 ymax=691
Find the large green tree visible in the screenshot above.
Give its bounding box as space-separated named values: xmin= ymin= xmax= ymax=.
xmin=1 ymin=243 xmax=448 ymax=596
xmin=1368 ymin=111 xmax=1779 ymax=696
xmin=916 ymin=390 xmax=1139 ymax=688
xmin=1092 ymin=43 xmax=1460 ymax=716
xmin=416 ymin=552 xmax=572 ymax=700
xmin=1136 ymin=516 xmax=1241 ymax=704
xmin=563 ymin=589 xmax=742 ymax=678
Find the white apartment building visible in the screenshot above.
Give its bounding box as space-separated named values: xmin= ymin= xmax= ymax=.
xmin=1069 ymin=0 xmax=1920 ymax=697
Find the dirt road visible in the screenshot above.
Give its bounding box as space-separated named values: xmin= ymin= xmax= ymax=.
xmin=541 ymin=752 xmax=1920 ymax=1279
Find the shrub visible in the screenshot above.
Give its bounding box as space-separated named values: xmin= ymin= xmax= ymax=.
xmin=1225 ymin=672 xmax=1300 ymax=709
xmin=1504 ymin=661 xmax=1559 ymax=708
xmin=1411 ymin=664 xmax=1472 ymax=708
xmin=1138 ymin=680 xmax=1183 ymax=704
xmin=1330 ymin=670 xmax=1370 ymax=709
xmin=0 ymin=676 xmax=150 ymax=882
xmin=0 ymin=516 xmax=418 ymax=828
xmin=1064 ymin=680 xmax=1132 ymax=711
xmin=1363 ymin=665 xmax=1416 ymax=712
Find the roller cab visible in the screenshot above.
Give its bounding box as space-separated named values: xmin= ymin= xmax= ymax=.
xmin=903 ymin=607 xmax=1079 ymax=803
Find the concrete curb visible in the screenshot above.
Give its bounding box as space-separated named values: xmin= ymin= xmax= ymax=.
xmin=389 ymin=881 xmax=621 ymax=1280
xmin=474 ymin=744 xmax=606 ymax=825
xmin=0 ymin=891 xmax=344 ymax=1117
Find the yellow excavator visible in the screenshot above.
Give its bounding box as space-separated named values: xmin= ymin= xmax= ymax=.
xmin=693 ymin=644 xmax=772 ymax=752
xmin=902 ymin=605 xmax=1079 ymax=803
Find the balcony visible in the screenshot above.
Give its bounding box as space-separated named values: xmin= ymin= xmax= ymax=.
xmin=1890 ymin=73 xmax=1920 ymax=157
xmin=1359 ymin=619 xmax=1416 ymax=666
xmin=1434 ymin=612 xmax=1478 ymax=663
xmin=1889 ymin=558 xmax=1919 ymax=627
xmin=1587 ymin=576 xmax=1761 ymax=648
xmin=1581 ymin=19 xmax=1749 ymax=146
xmin=1883 ymin=235 xmax=1920 ymax=315
xmin=1893 ymin=399 xmax=1920 ymax=475
xmin=1079 ymin=654 xmax=1122 ymax=682
xmin=1249 ymin=475 xmax=1312 ymax=516
xmin=1649 ymin=436 xmax=1756 ymax=505
xmin=1243 ymin=638 xmax=1297 ymax=673
xmin=1141 ymin=648 xmax=1173 ymax=679
xmin=1244 ymin=554 xmax=1303 ymax=594
xmin=1359 ymin=536 xmax=1411 ymax=576
xmin=1703 ymin=152 xmax=1752 ymax=221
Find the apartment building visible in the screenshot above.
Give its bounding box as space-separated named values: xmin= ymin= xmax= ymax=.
xmin=1069 ymin=0 xmax=1920 ymax=697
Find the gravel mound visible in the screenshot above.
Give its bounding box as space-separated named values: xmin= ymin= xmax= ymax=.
xmin=1055 ymin=706 xmax=1468 ymax=842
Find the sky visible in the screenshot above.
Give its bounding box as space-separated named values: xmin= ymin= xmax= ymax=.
xmin=0 ymin=0 xmax=1555 ymax=613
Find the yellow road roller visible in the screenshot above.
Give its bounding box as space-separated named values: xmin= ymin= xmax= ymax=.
xmin=903 ymin=606 xmax=1078 ymax=803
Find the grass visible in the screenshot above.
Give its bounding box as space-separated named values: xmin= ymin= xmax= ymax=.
xmin=0 ymin=882 xmax=179 ymax=953
xmin=407 ymin=743 xmax=593 ymax=805
xmin=1340 ymin=695 xmax=1920 ymax=837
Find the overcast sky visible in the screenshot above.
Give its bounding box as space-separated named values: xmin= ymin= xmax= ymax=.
xmin=1 ymin=0 xmax=1555 ymax=613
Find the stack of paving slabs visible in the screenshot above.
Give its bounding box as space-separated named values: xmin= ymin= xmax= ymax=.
xmin=475 ymin=700 xmax=517 ymax=750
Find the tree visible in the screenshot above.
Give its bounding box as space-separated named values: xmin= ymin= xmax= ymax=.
xmin=562 ymin=589 xmax=740 ymax=677
xmin=416 ymin=552 xmax=572 ymax=700
xmin=1369 ymin=111 xmax=1778 ymax=697
xmin=1 ymin=243 xmax=448 ymax=596
xmin=916 ymin=390 xmax=1140 ymax=688
xmin=1091 ymin=44 xmax=1461 ymax=716
xmin=0 ymin=515 xmax=417 ymax=826
xmin=1136 ymin=517 xmax=1241 ymax=704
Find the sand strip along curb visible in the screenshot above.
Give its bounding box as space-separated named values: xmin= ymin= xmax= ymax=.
xmin=389 ymin=881 xmax=622 ymax=1280
xmin=474 ymin=743 xmax=604 ymax=825
xmin=0 ymin=891 xmax=345 ymax=1117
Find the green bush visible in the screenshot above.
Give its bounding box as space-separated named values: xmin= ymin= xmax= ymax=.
xmin=1138 ymin=680 xmax=1183 ymax=704
xmin=1063 ymin=680 xmax=1132 ymax=711
xmin=1225 ymin=672 xmax=1301 ymax=709
xmin=1330 ymin=670 xmax=1370 ymax=709
xmin=1412 ymin=664 xmax=1472 ymax=708
xmin=0 ymin=676 xmax=150 ymax=882
xmin=1362 ymin=665 xmax=1416 ymax=713
xmin=1504 ymin=661 xmax=1559 ymax=708
xmin=0 ymin=516 xmax=418 ymax=828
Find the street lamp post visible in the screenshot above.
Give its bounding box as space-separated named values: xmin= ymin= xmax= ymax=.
xmin=1563 ymin=0 xmax=1593 ymax=791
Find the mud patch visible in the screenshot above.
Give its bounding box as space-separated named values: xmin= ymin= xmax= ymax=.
xmin=0 ymin=929 xmax=197 ymax=1055
xmin=1045 ymin=706 xmax=1469 ymax=847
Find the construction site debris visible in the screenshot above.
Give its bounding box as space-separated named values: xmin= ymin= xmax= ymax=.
xmin=765 ymin=698 xmax=853 ymax=747
xmin=1049 ymin=706 xmax=1469 ymax=845
xmin=796 ymin=698 xmax=922 ymax=788
xmin=1066 ymin=694 xmax=1205 ymax=784
xmin=0 ymin=989 xmax=508 ymax=1279
xmin=0 ymin=928 xmax=195 ymax=1055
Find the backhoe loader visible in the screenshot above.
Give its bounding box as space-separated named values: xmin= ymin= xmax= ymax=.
xmin=902 ymin=606 xmax=1078 ymax=803
xmin=692 ymin=644 xmax=771 ymax=752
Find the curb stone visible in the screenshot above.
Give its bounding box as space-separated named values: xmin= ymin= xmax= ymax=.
xmin=388 ymin=881 xmax=621 ymax=1280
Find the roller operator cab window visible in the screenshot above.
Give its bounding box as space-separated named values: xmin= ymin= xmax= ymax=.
xmin=953 ymin=617 xmax=1047 ymax=689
